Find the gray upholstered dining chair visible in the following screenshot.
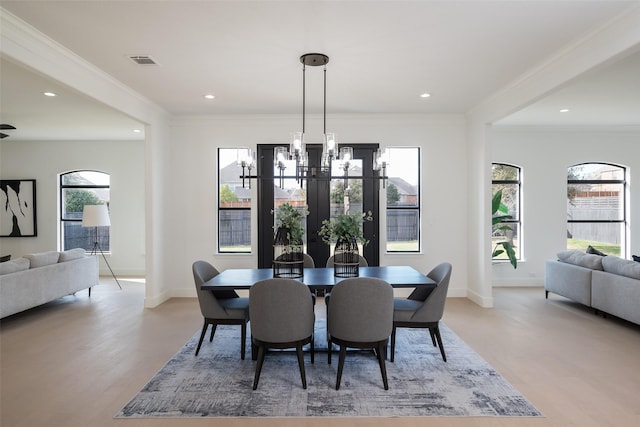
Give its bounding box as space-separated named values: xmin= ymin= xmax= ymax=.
xmin=303 ymin=253 xmax=315 ymax=268
xmin=325 ymin=254 xmax=368 ymax=267
xmin=327 ymin=277 xmax=393 ymax=390
xmin=249 ymin=278 xmax=315 ymax=390
xmin=390 ymin=262 xmax=452 ymax=362
xmin=192 ymin=260 xmax=250 ymax=359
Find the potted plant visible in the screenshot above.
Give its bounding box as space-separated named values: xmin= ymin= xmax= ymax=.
xmin=272 ymin=203 xmax=309 ymax=277
xmin=492 ymin=189 xmax=517 ymax=269
xmin=319 ymin=210 xmax=373 ymax=277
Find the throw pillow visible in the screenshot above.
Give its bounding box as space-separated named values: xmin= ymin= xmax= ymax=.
xmin=557 ymin=250 xmax=604 ymax=270
xmin=601 ymin=256 xmax=640 ymax=280
xmin=59 ymin=248 xmax=86 ymax=262
xmin=24 ymin=251 xmax=60 ymax=268
xmin=586 ymin=245 xmax=606 ymax=256
xmin=0 ymin=254 xmax=10 ymax=263
xmin=633 ymin=255 xmax=640 ymax=263
xmin=0 ymin=257 xmax=30 ymax=275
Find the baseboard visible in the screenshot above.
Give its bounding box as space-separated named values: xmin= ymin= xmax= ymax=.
xmin=144 ymin=289 xmax=172 ymax=308
xmin=467 ymin=289 xmax=494 ymax=308
xmin=492 ymin=278 xmax=544 ymax=287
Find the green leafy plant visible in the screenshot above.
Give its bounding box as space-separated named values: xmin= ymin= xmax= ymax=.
xmin=492 ymin=189 xmax=517 ymax=269
xmin=272 ymin=203 xmax=309 ymax=244
xmin=318 ymin=211 xmax=373 ymax=246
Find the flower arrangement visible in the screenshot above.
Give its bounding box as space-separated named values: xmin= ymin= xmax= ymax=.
xmin=318 ymin=210 xmax=373 ymax=246
xmin=272 ymin=202 xmax=309 ymax=244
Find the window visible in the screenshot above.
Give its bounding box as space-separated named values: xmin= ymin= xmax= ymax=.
xmin=386 ymin=147 xmax=420 ymax=252
xmin=60 ymin=170 xmax=110 ymax=252
xmin=492 ymin=163 xmax=522 ymax=260
xmin=567 ymin=163 xmax=626 ymax=256
xmin=218 ymin=148 xmax=252 ymax=252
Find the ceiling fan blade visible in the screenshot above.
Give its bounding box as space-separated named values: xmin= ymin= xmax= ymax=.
xmin=0 ymin=132 xmax=9 ymax=139
xmin=0 ymin=124 xmax=16 ymax=130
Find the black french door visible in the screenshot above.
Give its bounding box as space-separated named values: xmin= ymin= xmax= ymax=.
xmin=257 ymin=143 xmax=380 ymax=268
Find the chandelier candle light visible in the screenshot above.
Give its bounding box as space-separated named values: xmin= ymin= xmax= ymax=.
xmin=238 ymin=53 xmax=388 ymax=188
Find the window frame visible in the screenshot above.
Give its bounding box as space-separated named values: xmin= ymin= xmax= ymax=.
xmin=218 ymin=148 xmax=252 ymax=253
xmin=492 ymin=163 xmax=522 ymax=261
xmin=385 ymin=147 xmax=421 ymax=253
xmin=567 ymin=162 xmax=627 ymax=256
xmin=59 ymin=170 xmax=111 ymax=252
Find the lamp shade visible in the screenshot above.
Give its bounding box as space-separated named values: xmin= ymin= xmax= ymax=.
xmin=82 ymin=204 xmax=111 ymax=227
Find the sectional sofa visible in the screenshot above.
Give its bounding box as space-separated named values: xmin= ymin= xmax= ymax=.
xmin=0 ymin=249 xmax=99 ymax=319
xmin=545 ymin=250 xmax=640 ymax=326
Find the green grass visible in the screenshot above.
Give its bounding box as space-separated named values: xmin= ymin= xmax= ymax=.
xmin=566 ymin=238 xmax=620 ymax=256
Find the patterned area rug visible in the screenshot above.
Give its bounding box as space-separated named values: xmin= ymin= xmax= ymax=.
xmin=116 ymin=321 xmax=541 ymax=418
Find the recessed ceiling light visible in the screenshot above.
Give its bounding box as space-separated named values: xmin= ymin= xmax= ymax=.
xmin=133 ymin=129 xmax=142 ymax=133
xmin=204 ymin=94 xmax=215 ymax=99
xmin=420 ymin=93 xmax=431 ymax=98
xmin=559 ymin=108 xmax=570 ymax=113
xmin=43 ymin=91 xmax=57 ymax=97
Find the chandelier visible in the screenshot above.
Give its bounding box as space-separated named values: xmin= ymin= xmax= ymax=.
xmin=239 ymin=53 xmax=389 ymax=188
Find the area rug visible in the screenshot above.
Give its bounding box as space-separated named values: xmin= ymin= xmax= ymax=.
xmin=116 ymin=321 xmax=541 ymax=418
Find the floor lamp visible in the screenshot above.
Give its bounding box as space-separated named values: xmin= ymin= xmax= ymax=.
xmin=82 ymin=204 xmax=122 ymax=289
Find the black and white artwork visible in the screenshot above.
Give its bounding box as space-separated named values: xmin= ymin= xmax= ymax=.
xmin=0 ymin=180 xmax=37 ymax=237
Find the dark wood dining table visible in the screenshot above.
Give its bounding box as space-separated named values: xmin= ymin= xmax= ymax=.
xmin=201 ymin=265 xmax=436 ymax=291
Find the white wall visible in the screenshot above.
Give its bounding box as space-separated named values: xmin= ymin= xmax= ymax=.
xmin=0 ymin=139 xmax=145 ymax=276
xmin=491 ymin=126 xmax=640 ymax=286
xmin=163 ymin=114 xmax=469 ymax=299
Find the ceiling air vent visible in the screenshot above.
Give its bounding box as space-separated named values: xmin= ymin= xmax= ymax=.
xmin=128 ymin=55 xmax=158 ymax=66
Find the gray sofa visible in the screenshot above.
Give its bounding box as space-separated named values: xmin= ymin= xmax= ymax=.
xmin=0 ymin=249 xmax=99 ymax=319
xmin=545 ymin=250 xmax=640 ymax=326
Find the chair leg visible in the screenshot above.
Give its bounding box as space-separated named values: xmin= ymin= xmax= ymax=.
xmin=251 ymin=337 xmax=258 ymax=360
xmin=377 ymin=341 xmax=389 ymax=390
xmin=296 ymin=344 xmax=307 ymax=389
xmin=390 ymin=325 xmax=396 ymax=362
xmin=240 ymin=322 xmax=246 ymax=360
xmin=336 ymin=345 xmax=347 ymax=390
xmin=195 ymin=320 xmax=208 ymax=356
xmin=433 ymin=324 xmax=447 ymax=362
xmin=252 ymin=344 xmax=266 ymax=390
xmin=310 ymin=335 xmax=315 ymax=365
xmin=327 ymin=338 xmax=332 ymax=365
xmin=209 ymin=323 xmax=218 ymax=342
xmin=429 ymin=328 xmax=437 ymax=347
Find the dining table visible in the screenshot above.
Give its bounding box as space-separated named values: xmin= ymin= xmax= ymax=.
xmin=201 ymin=265 xmax=436 ymax=292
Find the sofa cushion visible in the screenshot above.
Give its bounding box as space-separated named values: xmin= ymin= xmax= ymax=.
xmin=59 ymin=248 xmax=86 ymax=262
xmin=601 ymin=256 xmax=640 ymax=280
xmin=0 ymin=257 xmax=30 ymax=275
xmin=557 ymin=250 xmax=604 ymax=270
xmin=24 ymin=251 xmax=60 ymax=268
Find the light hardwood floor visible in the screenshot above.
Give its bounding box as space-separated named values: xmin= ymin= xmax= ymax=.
xmin=1 ymin=277 xmax=639 ymax=427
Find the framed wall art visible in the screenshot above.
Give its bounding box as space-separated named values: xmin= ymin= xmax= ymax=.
xmin=0 ymin=179 xmax=37 ymax=237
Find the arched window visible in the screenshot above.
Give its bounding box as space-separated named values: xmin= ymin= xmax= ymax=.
xmin=567 ymin=163 xmax=626 ymax=256
xmin=59 ymin=171 xmax=111 ymax=252
xmin=492 ymin=163 xmax=522 ymax=261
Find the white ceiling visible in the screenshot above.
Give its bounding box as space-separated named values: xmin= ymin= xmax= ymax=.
xmin=1 ymin=1 xmax=639 ymax=141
